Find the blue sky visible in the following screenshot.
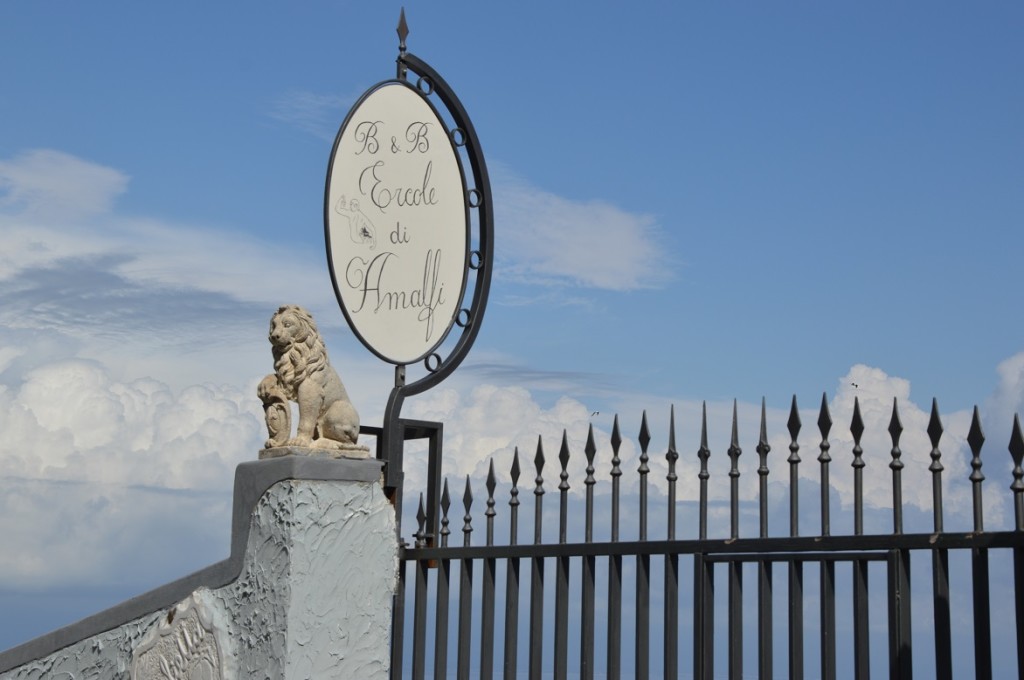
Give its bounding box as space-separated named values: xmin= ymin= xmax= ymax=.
xmin=1 ymin=2 xmax=1023 ymax=672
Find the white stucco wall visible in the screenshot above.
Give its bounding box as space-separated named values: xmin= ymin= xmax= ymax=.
xmin=0 ymin=476 xmax=397 ymax=680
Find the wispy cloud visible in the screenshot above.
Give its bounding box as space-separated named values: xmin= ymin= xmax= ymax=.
xmin=494 ymin=290 xmax=598 ymax=309
xmin=460 ymin=360 xmax=618 ymax=397
xmin=0 ymin=149 xmax=129 ymax=220
xmin=493 ymin=166 xmax=673 ymax=292
xmin=268 ymin=89 xmax=352 ymax=141
xmin=0 ymin=149 xmax=343 ymax=388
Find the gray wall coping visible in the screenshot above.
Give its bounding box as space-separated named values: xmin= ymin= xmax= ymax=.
xmin=0 ymin=455 xmax=386 ymax=674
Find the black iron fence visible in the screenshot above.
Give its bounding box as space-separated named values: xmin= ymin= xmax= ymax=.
xmin=389 ymin=395 xmax=1024 ymax=679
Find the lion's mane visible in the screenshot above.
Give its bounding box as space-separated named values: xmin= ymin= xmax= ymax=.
xmin=271 ymin=305 xmax=328 ymax=399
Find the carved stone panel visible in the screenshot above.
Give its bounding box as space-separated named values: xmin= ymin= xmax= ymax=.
xmin=131 ymin=594 xmax=224 ymax=680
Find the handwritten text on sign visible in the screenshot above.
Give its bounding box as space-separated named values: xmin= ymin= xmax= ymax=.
xmin=326 ymin=82 xmax=468 ymax=365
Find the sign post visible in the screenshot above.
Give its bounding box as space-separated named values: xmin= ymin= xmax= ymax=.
xmin=324 ymin=10 xmax=493 ymax=541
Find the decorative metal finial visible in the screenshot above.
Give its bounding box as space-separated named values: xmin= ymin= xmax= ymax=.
xmin=397 ymin=8 xmax=409 ymax=55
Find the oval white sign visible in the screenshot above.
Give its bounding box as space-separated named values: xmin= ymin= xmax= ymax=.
xmin=325 ymin=81 xmax=468 ymax=365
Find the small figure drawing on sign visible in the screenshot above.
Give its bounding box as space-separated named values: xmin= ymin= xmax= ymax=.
xmin=335 ymin=195 xmax=377 ymax=250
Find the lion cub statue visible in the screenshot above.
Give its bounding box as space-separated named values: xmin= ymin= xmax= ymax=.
xmin=257 ymin=305 xmax=368 ymax=459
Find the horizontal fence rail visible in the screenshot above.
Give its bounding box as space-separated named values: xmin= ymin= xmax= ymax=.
xmin=391 ymin=396 xmax=1024 ymax=680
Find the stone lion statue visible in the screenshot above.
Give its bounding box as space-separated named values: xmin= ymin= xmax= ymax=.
xmin=257 ymin=305 xmax=368 ymax=458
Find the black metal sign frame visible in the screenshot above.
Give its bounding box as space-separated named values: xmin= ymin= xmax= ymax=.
xmin=327 ymin=12 xmax=493 ymax=540
xmin=379 ymin=46 xmax=494 ymax=526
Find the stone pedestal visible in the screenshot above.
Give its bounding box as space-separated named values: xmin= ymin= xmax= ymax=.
xmin=214 ymin=475 xmax=397 ymax=679
xmin=0 ymin=457 xmax=398 ymax=680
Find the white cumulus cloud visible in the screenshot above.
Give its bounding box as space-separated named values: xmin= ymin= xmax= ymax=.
xmin=0 ymin=353 xmax=262 ymax=589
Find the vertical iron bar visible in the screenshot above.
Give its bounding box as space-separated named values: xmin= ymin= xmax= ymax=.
xmin=789 ymin=561 xmax=804 ymax=680
xmin=818 ymin=393 xmax=833 ymax=537
xmin=699 ymin=401 xmax=711 ymax=541
xmin=608 ymin=417 xmax=623 ymax=679
xmin=412 ymin=497 xmax=428 ymax=680
xmin=481 ymin=461 xmax=498 ymax=680
xmin=504 ymin=450 xmax=522 ymax=680
xmin=1016 ymin=546 xmax=1024 ymax=680
xmin=729 ymin=560 xmax=743 ymax=680
xmin=391 ymin=559 xmax=407 ymax=680
xmin=694 ymin=553 xmax=715 ymax=680
xmin=821 ymin=560 xmax=836 ymax=680
xmin=706 ymin=560 xmax=715 ymax=680
xmin=581 ymin=427 xmax=597 ymax=680
xmin=901 ymin=551 xmax=914 ymax=678
xmin=1010 ymin=414 xmax=1024 ymax=532
xmin=968 ymin=408 xmax=992 ymax=680
xmin=729 ymin=401 xmax=742 ymax=541
xmin=756 ymin=399 xmax=773 ymax=680
xmin=927 ymin=401 xmax=952 ymax=680
xmin=530 ymin=438 xmax=546 ymax=679
xmin=390 ymin=417 xmax=411 ymax=680
xmin=818 ymin=394 xmax=835 ymax=680
xmin=457 ymin=477 xmax=474 ymax=680
xmin=788 ymin=396 xmax=802 ymax=536
xmin=693 ymin=554 xmax=704 ymax=680
xmin=1010 ymin=416 xmax=1024 ymax=677
xmin=425 ymin=423 xmax=444 ymax=546
xmin=928 ymin=399 xmax=945 ymax=533
xmin=758 ymin=398 xmax=771 ymax=538
xmin=885 ymin=405 xmax=910 ymax=674
xmin=667 ymin=405 xmax=679 ymax=540
xmin=758 ymin=565 xmax=772 ymax=680
xmin=435 ymin=482 xmax=452 ymax=680
xmin=694 ymin=402 xmax=711 ymax=680
xmin=851 ymin=397 xmax=864 ymax=535
xmin=787 ymin=396 xmax=803 ymax=680
xmin=885 ymin=407 xmax=910 ymax=680
xmin=889 ymin=399 xmax=904 ymax=535
xmin=932 ymin=550 xmax=951 ymax=679
xmin=727 ymin=402 xmax=743 ymax=679
xmin=850 ymin=399 xmax=869 ymax=679
xmin=887 ymin=548 xmax=913 ymax=679
xmin=969 ymin=406 xmax=986 ymax=534
xmin=665 ymin=407 xmax=679 ymax=680
xmin=973 ymin=546 xmax=992 ymax=680
xmin=887 ymin=550 xmax=898 ymax=680
xmin=611 ymin=416 xmax=623 ymax=543
xmin=637 ymin=413 xmax=651 ymax=680
xmin=555 ymin=432 xmax=571 ymax=680
xmin=853 ymin=561 xmax=869 ymax=680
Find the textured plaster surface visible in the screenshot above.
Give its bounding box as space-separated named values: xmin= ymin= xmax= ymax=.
xmin=0 ymin=475 xmax=396 ymax=680
xmin=281 ymin=480 xmax=397 ymax=679
xmin=0 ymin=614 xmax=161 ymax=680
xmin=130 ymin=592 xmax=234 ymax=679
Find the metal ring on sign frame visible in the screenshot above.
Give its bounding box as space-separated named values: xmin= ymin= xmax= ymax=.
xmin=469 ymin=250 xmax=483 ymax=270
xmin=455 ymin=309 xmax=471 ymax=328
xmin=424 ymin=353 xmax=442 ymax=373
xmin=451 ymin=128 xmax=467 ymax=147
xmin=416 ymin=76 xmax=434 ymax=95
xmin=468 ymin=189 xmax=482 ymax=208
